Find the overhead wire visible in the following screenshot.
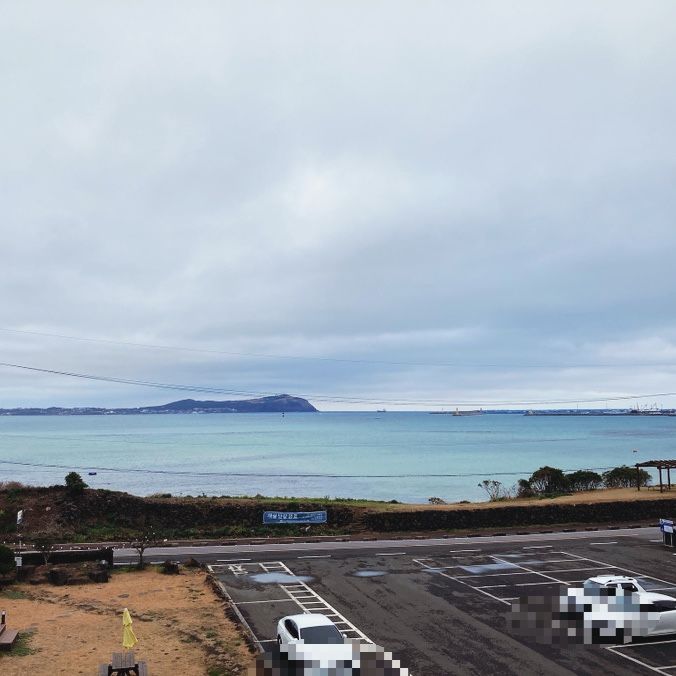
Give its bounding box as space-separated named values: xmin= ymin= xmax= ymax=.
xmin=1 ymin=360 xmax=676 ymax=406
xmin=1 ymin=326 xmax=674 ymax=370
xmin=0 ymin=458 xmax=617 ymax=479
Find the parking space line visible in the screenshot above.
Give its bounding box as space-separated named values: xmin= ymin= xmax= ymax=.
xmin=449 ymin=549 xmax=482 ymax=553
xmin=297 ymin=555 xmax=331 ymax=559
xmin=522 ymin=545 xmax=553 ymax=550
xmin=376 ymin=552 xmax=406 ymax=556
xmin=590 ymin=542 xmax=618 ymax=545
xmin=456 ymin=571 xmax=534 ymax=579
xmin=564 ymin=551 xmax=676 ymax=589
xmin=606 ymin=646 xmax=666 ymax=674
xmin=217 ymin=558 xmax=252 ymax=562
xmin=615 ymin=638 xmax=676 ymax=649
xmin=236 ymin=599 xmax=297 ymax=605
xmin=491 ymin=555 xmax=569 ymax=585
xmin=413 ymin=558 xmax=512 ymax=606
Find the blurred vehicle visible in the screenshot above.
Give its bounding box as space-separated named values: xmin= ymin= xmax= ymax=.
xmin=583 ymin=575 xmax=647 ymax=593
xmin=277 ymin=614 xmax=346 ymax=645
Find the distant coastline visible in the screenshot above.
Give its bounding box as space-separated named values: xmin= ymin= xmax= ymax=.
xmin=0 ymin=394 xmax=318 ymax=416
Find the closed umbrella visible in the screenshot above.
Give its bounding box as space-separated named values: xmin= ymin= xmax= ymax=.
xmin=122 ymin=608 xmax=138 ymax=650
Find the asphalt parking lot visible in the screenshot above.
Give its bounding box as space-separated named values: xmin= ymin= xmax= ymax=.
xmin=210 ymin=532 xmax=676 ymax=675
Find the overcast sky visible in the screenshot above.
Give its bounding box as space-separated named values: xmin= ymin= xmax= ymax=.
xmin=1 ymin=1 xmax=676 ymax=410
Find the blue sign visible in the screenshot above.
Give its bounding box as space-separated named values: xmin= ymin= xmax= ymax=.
xmin=661 ymin=518 xmax=673 ymax=533
xmin=263 ymin=510 xmax=327 ymax=525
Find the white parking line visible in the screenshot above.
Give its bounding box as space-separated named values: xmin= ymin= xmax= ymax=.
xmin=413 ymin=558 xmax=512 ymax=606
xmin=217 ymin=558 xmax=252 ymax=562
xmin=376 ymin=552 xmax=406 ymax=556
xmin=491 ymin=555 xmax=569 ymax=586
xmin=522 ymin=545 xmax=553 ymax=550
xmin=606 ymin=646 xmax=665 ymax=674
xmin=449 ymin=549 xmax=482 ymax=553
xmin=236 ymin=599 xmax=297 ymax=604
xmin=563 ymin=551 xmax=676 ymax=589
xmin=297 ymin=555 xmax=331 ymax=559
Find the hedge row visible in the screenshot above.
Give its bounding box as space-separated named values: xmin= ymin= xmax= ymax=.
xmin=19 ymin=547 xmax=114 ymax=566
xmin=364 ymin=499 xmax=675 ymax=532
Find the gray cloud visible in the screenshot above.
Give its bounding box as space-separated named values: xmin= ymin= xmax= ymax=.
xmin=1 ymin=1 xmax=676 ymax=409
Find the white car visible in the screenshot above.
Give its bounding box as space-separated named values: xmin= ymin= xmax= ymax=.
xmin=583 ymin=575 xmax=647 ymax=593
xmin=577 ymin=577 xmax=676 ymax=639
xmin=276 ymin=614 xmax=357 ymax=670
xmin=277 ymin=613 xmax=346 ymax=645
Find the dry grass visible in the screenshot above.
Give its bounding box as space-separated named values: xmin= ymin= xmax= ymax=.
xmin=387 ymin=486 xmax=676 ymax=511
xmin=0 ymin=567 xmax=254 ymax=675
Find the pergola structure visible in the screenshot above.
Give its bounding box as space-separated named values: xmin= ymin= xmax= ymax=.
xmin=635 ymin=460 xmax=676 ymax=493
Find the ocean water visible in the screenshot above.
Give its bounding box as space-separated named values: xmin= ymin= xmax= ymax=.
xmin=0 ymin=412 xmax=673 ymax=503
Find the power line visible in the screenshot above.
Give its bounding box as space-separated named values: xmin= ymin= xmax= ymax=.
xmin=1 ymin=326 xmax=674 ymax=370
xmin=0 ymin=458 xmax=617 ymax=479
xmin=1 ymin=360 xmax=676 ymax=407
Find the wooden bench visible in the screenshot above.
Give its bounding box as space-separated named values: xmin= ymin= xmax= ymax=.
xmin=96 ymin=655 xmax=148 ymax=675
xmin=0 ymin=613 xmax=19 ymax=650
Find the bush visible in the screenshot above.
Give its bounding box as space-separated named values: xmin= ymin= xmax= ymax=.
xmin=428 ymin=497 xmax=447 ymax=505
xmin=0 ymin=544 xmax=15 ymax=576
xmin=603 ymin=466 xmax=651 ymax=489
xmin=64 ymin=472 xmax=87 ymax=495
xmin=567 ymin=470 xmax=603 ymax=492
xmin=516 ymin=479 xmax=535 ymax=498
xmin=528 ymin=466 xmax=570 ymax=495
xmin=478 ymin=480 xmax=506 ymax=501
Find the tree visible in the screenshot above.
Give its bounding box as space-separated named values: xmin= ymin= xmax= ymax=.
xmin=602 ymin=466 xmax=651 ymax=489
xmin=65 ymin=472 xmax=87 ymax=496
xmin=32 ymin=532 xmax=57 ymax=565
xmin=130 ymin=526 xmax=159 ymax=569
xmin=516 ymin=478 xmax=534 ymax=498
xmin=478 ymin=480 xmax=506 ymax=501
xmin=528 ymin=466 xmax=569 ymax=495
xmin=0 ymin=544 xmax=15 ymax=576
xmin=567 ymin=470 xmax=603 ymax=492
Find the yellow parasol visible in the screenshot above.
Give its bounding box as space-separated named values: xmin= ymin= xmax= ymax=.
xmin=122 ymin=608 xmax=138 ymax=650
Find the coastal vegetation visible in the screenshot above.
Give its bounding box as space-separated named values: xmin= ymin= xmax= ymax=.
xmin=0 ymin=477 xmax=670 ymax=543
xmin=478 ymin=464 xmax=651 ymax=502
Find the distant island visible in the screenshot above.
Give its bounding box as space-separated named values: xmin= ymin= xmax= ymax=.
xmin=0 ymin=394 xmax=318 ymax=415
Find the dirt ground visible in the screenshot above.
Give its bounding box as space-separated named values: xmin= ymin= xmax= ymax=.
xmin=0 ymin=567 xmax=254 ymax=675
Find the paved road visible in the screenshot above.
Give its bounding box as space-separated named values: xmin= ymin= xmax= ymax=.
xmin=206 ymin=528 xmax=670 ymax=675
xmin=112 ymin=526 xmax=656 ymax=564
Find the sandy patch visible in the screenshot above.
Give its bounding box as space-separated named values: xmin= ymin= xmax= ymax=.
xmin=0 ymin=567 xmax=253 ymax=675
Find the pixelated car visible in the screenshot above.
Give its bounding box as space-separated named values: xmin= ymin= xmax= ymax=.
xmin=277 ymin=614 xmax=346 ymax=645
xmin=276 ymin=614 xmax=359 ymax=668
xmin=572 ymin=579 xmax=676 ymax=639
xmin=583 ymin=575 xmax=647 ymax=593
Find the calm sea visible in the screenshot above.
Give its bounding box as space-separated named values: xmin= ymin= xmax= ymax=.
xmin=0 ymin=412 xmax=673 ymax=503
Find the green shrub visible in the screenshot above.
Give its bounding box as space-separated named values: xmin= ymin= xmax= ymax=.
xmin=65 ymin=472 xmax=88 ymax=495
xmin=528 ymin=466 xmax=569 ymax=495
xmin=0 ymin=544 xmax=15 ymax=576
xmin=602 ymin=466 xmax=651 ymax=488
xmin=567 ymin=470 xmax=603 ymax=492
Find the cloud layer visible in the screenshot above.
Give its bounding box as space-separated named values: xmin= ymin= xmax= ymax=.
xmin=1 ymin=1 xmax=676 ymax=409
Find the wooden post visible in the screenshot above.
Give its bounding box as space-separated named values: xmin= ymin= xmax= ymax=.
xmin=659 ymin=466 xmax=664 ymax=493
xmin=636 ymin=464 xmax=641 ymax=491
xmin=669 ymin=467 xmax=672 ymax=491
